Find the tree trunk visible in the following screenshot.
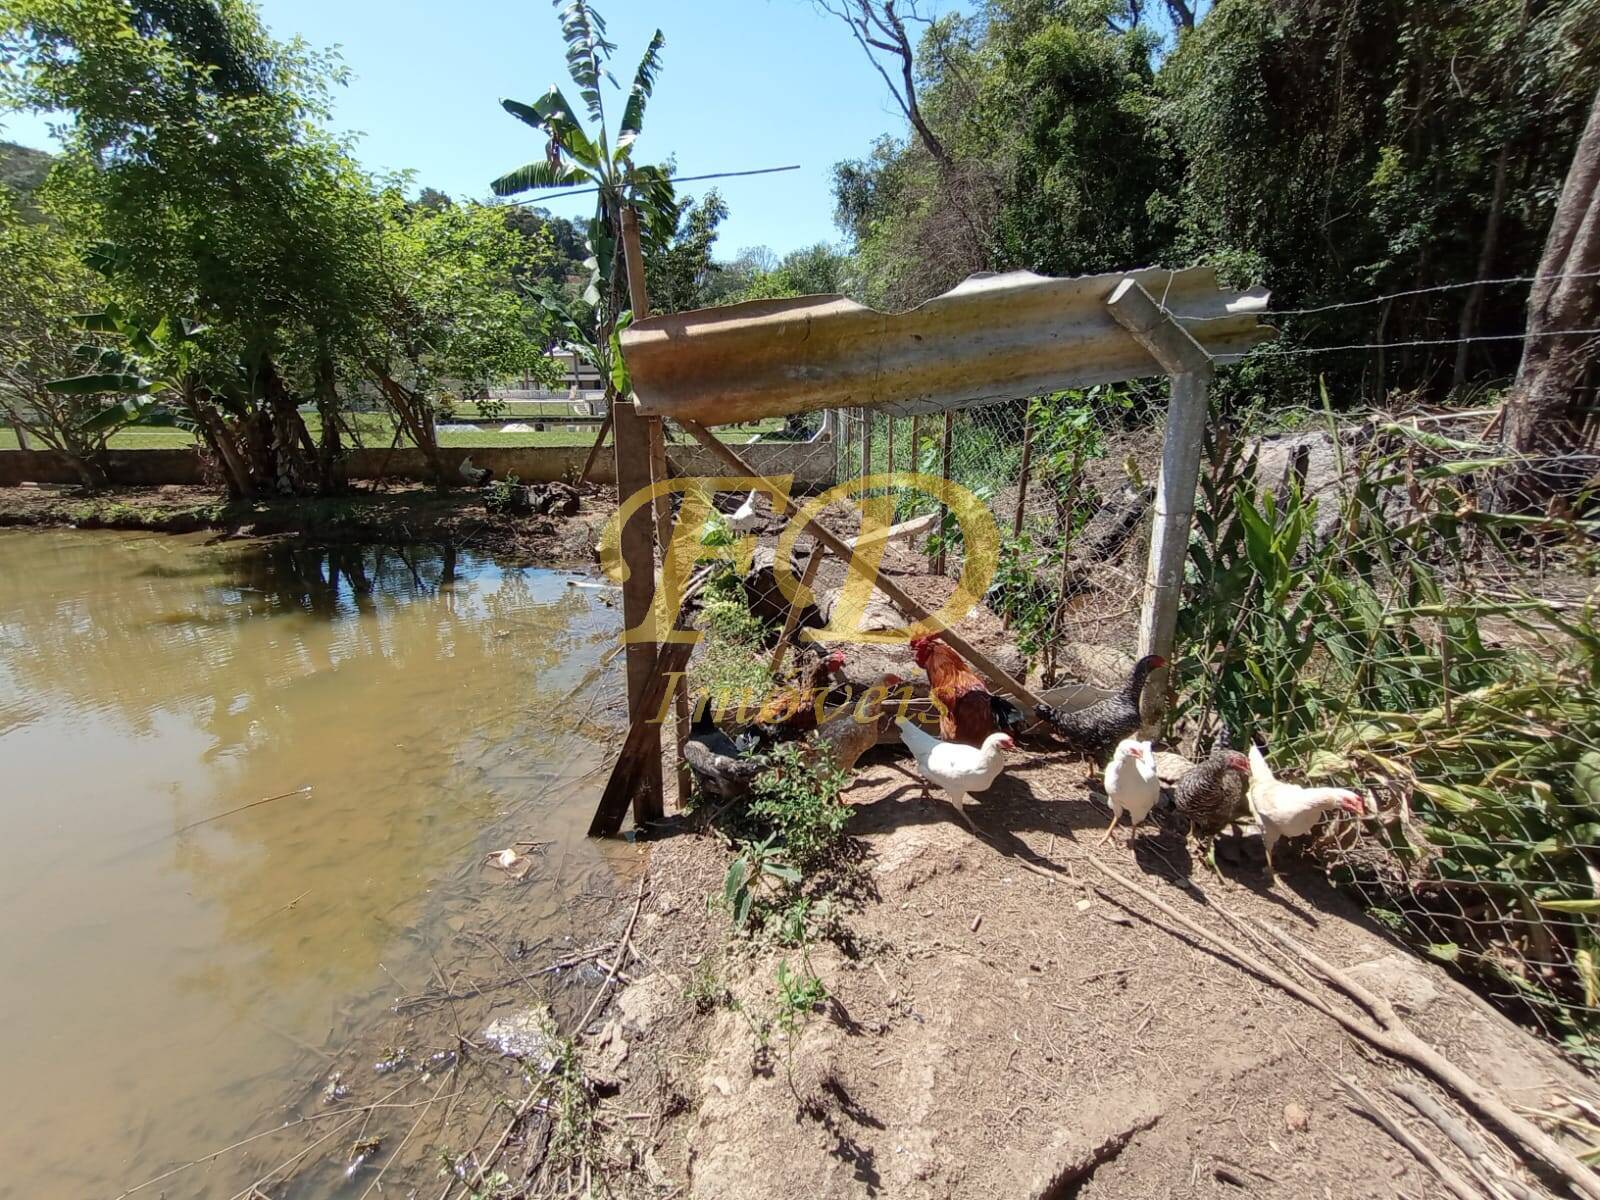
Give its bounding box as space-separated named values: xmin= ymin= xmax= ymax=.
xmin=313 ymin=352 xmax=343 ymax=494
xmin=377 ymin=372 xmax=450 ymax=489
xmin=261 ymin=356 xmax=315 ymax=495
xmin=1500 ymin=85 xmax=1600 ymax=508
xmin=1451 ymin=142 xmax=1510 ymax=389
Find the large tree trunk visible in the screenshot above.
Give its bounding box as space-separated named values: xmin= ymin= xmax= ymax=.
xmin=261 ymin=356 xmax=316 ymax=495
xmin=1500 ymin=85 xmax=1600 ymax=508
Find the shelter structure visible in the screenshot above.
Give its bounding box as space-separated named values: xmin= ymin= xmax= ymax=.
xmin=590 ymin=210 xmax=1272 ymax=836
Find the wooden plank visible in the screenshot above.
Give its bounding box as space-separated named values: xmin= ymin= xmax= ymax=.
xmin=579 ymin=412 xmax=613 ymax=483
xmin=678 ymin=419 xmax=1044 ymax=713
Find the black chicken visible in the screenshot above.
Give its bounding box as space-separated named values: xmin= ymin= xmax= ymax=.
xmin=683 ymin=707 xmax=764 ymax=802
xmin=1033 ymin=653 xmax=1165 ymax=775
xmin=1173 ymin=746 xmax=1252 ymax=871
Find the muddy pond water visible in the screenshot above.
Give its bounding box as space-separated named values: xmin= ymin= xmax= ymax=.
xmin=0 ymin=530 xmax=630 ymax=1199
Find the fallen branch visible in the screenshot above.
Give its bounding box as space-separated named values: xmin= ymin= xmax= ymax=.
xmin=1339 ymin=1074 xmax=1488 ymax=1200
xmin=1393 ymin=1083 xmax=1536 ymax=1200
xmin=1082 ymin=856 xmax=1600 ymax=1200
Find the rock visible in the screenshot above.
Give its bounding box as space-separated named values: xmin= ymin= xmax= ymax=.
xmin=617 ymin=971 xmax=682 ymax=1035
xmin=1345 ymin=953 xmax=1440 ymax=1013
xmin=482 ymin=1004 xmax=561 ymax=1069
xmin=741 ymin=546 xmax=823 ymax=632
xmin=158 ymin=483 xmax=185 ymax=496
xmin=584 ymin=1017 xmax=629 ymax=1093
xmin=1284 ymin=1101 xmax=1310 ymax=1133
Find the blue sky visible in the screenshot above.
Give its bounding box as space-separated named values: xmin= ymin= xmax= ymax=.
xmin=3 ymin=0 xmax=960 ymax=256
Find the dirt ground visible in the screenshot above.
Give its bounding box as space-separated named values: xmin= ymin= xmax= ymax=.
xmin=587 ymin=755 xmax=1600 ymax=1200
xmin=0 ymin=480 xmax=612 ymax=565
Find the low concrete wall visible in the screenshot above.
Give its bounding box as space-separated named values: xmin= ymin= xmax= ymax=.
xmin=0 ymin=440 xmax=837 ymax=489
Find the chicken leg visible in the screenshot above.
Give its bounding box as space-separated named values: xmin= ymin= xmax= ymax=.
xmin=949 ymin=790 xmax=977 ymax=831
xmin=1098 ymin=809 xmax=1122 ymax=847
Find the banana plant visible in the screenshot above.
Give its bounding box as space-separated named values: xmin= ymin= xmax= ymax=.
xmin=493 ymin=1 xmax=677 ymax=360
xmin=48 ymin=304 xmax=199 ymax=435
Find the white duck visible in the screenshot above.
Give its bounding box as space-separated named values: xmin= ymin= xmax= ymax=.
xmin=896 ymin=717 xmax=1013 ymax=830
xmin=728 ymin=488 xmax=762 ymax=534
xmin=1101 ymin=737 xmax=1160 ymax=846
xmin=1247 ymin=742 xmax=1365 ymax=875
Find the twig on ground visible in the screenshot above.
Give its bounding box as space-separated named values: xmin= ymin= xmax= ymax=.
xmin=1339 ymin=1074 xmax=1488 ymax=1200
xmin=358 ymin=1073 xmax=454 ymax=1199
xmin=1081 ymin=856 xmax=1600 ymax=1200
xmin=1393 ymin=1083 xmax=1537 ymax=1200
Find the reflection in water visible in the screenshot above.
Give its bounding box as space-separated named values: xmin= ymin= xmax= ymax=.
xmin=0 ymin=531 xmax=624 ymax=1200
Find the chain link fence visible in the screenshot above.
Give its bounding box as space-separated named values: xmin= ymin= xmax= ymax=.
xmin=1167 ymin=402 xmax=1600 ymax=1064
xmin=758 ymin=393 xmax=1600 ymax=1063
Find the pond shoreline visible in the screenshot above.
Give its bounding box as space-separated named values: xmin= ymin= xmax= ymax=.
xmin=0 ymin=481 xmax=612 ymax=566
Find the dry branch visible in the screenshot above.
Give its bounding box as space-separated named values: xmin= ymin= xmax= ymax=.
xmin=1082 ymin=857 xmax=1600 ymax=1200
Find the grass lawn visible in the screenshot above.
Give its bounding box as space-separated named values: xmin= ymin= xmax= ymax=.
xmin=0 ymin=414 xmax=788 ymax=451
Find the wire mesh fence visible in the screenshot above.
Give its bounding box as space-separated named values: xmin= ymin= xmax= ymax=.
xmin=754 ymin=390 xmax=1600 ymax=1064
xmin=1166 ymin=403 xmax=1600 ymax=1064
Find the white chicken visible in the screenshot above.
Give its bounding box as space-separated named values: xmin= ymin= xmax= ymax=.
xmin=728 ymin=488 xmax=762 ymax=534
xmin=1101 ymin=737 xmax=1160 ymax=846
xmin=459 ymin=456 xmax=492 ymax=485
xmin=1247 ymin=742 xmax=1366 ymax=876
xmin=895 ymin=716 xmax=1013 ymax=830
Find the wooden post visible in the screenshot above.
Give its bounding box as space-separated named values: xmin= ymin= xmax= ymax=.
xmin=1012 ymin=406 xmax=1036 ymax=538
xmin=911 ymin=414 xmax=922 ymax=473
xmin=885 ymin=414 xmax=895 ymax=481
xmin=613 ymin=207 xmax=664 ymax=825
xmin=1105 ymin=278 xmax=1214 ymax=723
xmin=935 ymin=411 xmax=953 ymax=575
xmin=679 ymin=419 xmax=1044 ymax=714
xmin=620 ymin=207 xmax=692 ymax=807
xmin=861 ymin=408 xmax=873 ymax=481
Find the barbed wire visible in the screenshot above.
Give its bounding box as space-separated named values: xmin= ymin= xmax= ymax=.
xmin=1178 ymin=268 xmax=1600 ymax=323
xmin=1244 ymin=325 xmax=1600 ymax=358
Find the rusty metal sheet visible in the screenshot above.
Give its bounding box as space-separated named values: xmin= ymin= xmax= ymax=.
xmin=621 ymin=267 xmax=1272 ymax=426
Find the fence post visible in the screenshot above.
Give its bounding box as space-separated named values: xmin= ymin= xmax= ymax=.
xmin=1105 ymin=278 xmax=1214 ymax=723
xmin=615 ymin=207 xmax=665 ymax=824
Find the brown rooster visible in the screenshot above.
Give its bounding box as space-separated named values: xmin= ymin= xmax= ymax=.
xmin=909 ymin=633 xmax=1027 ymax=748
xmin=755 ymin=647 xmax=847 ymax=736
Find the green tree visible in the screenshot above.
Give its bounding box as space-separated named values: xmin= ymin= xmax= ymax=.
xmin=0 ymin=189 xmax=111 ymax=481
xmin=644 ymin=189 xmax=728 ymax=313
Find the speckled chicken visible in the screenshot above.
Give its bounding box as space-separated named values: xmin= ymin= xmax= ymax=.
xmin=1033 ymin=654 xmax=1164 ymax=773
xmin=683 ymin=708 xmax=763 ymax=802
xmin=1173 ymin=748 xmax=1251 ymax=870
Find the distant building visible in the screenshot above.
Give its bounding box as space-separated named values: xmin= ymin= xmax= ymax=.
xmin=490 ymin=345 xmax=605 ymax=414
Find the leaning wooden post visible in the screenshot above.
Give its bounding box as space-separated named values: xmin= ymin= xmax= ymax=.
xmin=611 ymin=208 xmax=665 ymax=825
xmin=1105 ymin=278 xmax=1214 ymax=725
xmin=861 ymin=409 xmax=873 ymax=480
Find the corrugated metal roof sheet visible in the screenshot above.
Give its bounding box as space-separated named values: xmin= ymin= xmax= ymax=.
xmin=621 ymin=267 xmax=1272 ymax=426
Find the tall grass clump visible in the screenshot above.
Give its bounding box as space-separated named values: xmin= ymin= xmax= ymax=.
xmin=1175 ymin=404 xmax=1600 ymax=1058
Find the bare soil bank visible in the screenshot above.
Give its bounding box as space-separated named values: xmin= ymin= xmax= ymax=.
xmin=0 ymin=481 xmax=611 ymax=565
xmin=586 ymin=760 xmax=1600 ymax=1200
